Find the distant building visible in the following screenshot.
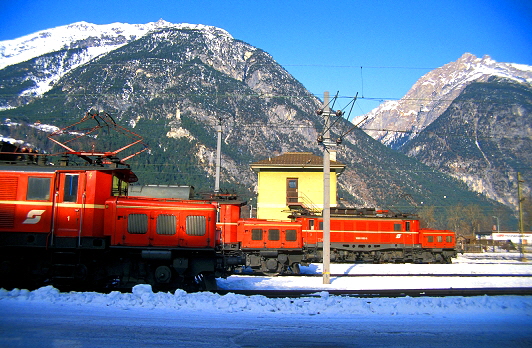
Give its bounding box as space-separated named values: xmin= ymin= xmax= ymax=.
xmin=250 ymin=152 xmax=345 ymax=220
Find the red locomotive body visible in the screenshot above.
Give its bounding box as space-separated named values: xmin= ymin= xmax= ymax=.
xmin=218 ymin=204 xmax=457 ymax=275
xmin=0 ymin=164 xmax=224 ymax=291
xmin=297 ymin=212 xmax=455 ymax=264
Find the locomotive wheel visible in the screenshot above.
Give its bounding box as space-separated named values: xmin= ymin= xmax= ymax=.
xmin=155 ymin=265 xmax=172 ymax=283
xmin=261 ymin=258 xmax=282 ymax=276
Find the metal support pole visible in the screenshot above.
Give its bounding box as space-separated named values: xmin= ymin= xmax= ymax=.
xmin=214 ymin=118 xmax=222 ymax=193
xmin=518 ymin=172 xmax=527 ymax=262
xmin=492 ymin=216 xmax=499 ymax=253
xmin=322 ymin=91 xmax=332 ymax=284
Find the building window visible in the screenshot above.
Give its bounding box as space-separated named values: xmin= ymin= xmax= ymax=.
xmin=286 ymin=178 xmax=298 ymax=203
xmin=186 ymin=216 xmax=206 ymax=236
xmin=128 ymin=214 xmax=148 ymax=234
xmin=27 ymin=177 xmax=51 ymax=201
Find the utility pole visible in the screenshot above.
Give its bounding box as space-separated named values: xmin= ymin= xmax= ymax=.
xmin=319 ymin=91 xmax=333 ymax=284
xmin=214 ymin=117 xmax=222 ymax=193
xmin=518 ymin=172 xmax=527 ymax=262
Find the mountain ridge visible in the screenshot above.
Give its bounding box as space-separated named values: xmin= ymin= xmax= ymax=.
xmin=0 ymin=21 xmax=518 ymax=233
xmin=355 ymin=53 xmax=532 ymax=149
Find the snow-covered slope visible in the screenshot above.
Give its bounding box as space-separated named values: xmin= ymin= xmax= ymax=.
xmin=0 ymin=19 xmax=231 ymax=70
xmin=0 ymin=20 xmax=234 ymax=103
xmin=354 ymin=53 xmax=532 ymax=149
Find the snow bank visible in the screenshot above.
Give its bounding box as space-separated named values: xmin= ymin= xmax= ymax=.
xmin=1 ymin=285 xmax=530 ymax=317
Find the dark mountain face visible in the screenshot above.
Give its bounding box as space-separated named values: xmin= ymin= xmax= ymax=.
xmin=0 ymin=24 xmax=514 ymax=230
xmin=401 ymin=77 xmax=532 ymax=211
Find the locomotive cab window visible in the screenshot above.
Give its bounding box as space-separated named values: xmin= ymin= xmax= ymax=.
xmin=27 ymin=177 xmax=51 ymax=201
xmin=63 ymin=174 xmax=79 ymax=202
xmin=394 ymin=223 xmax=401 ymax=231
xmin=112 ymin=175 xmax=129 ymax=196
xmin=186 ymin=215 xmax=206 ymax=236
xmin=405 ymin=221 xmax=411 ymax=232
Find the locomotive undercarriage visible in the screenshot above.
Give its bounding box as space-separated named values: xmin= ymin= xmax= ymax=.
xmin=243 ymin=250 xmax=304 ymax=276
xmin=304 ymin=243 xmax=455 ymax=264
xmin=0 ymin=233 xmax=224 ymax=292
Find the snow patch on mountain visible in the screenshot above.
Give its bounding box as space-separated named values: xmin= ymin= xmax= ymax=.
xmin=0 ymin=19 xmax=233 ymax=70
xmin=354 ymin=53 xmax=532 ymax=149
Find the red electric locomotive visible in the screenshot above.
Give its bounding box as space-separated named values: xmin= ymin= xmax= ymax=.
xmin=218 ymin=203 xmax=304 ymax=275
xmin=0 ymin=113 xmax=231 ymax=291
xmin=218 ymin=204 xmax=457 ymax=275
xmin=0 ymin=162 xmax=227 ymax=291
xmin=295 ymin=208 xmax=456 ymax=264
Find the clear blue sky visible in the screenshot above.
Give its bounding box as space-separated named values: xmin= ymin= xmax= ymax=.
xmin=1 ymin=0 xmax=531 ymax=117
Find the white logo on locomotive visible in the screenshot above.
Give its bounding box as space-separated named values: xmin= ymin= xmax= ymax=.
xmin=22 ymin=210 xmax=46 ymax=224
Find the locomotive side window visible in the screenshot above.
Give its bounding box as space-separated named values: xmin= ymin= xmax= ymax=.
xmin=186 ymin=215 xmax=206 ymax=236
xmin=112 ymin=176 xmax=129 ymax=196
xmin=427 ymin=236 xmax=434 ymax=243
xmin=309 ymin=220 xmax=315 ymax=230
xmin=27 ymin=177 xmax=51 ymax=200
xmin=251 ymin=229 xmax=263 ymax=240
xmin=286 ymin=229 xmax=297 ymax=241
xmin=268 ymin=229 xmax=280 ymax=241
xmin=128 ymin=214 xmax=148 ymax=234
xmin=63 ymin=174 xmax=79 ymax=202
xmin=157 ymin=215 xmax=176 ymax=235
xmin=437 ymin=236 xmax=443 ymax=243
xmin=394 ymin=223 xmax=401 ymax=231
xmin=446 ymin=236 xmax=453 ymax=243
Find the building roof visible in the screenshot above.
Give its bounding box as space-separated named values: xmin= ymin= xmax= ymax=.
xmin=250 ymin=152 xmax=345 ymax=172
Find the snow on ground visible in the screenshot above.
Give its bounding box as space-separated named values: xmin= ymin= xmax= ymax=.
xmin=1 ymin=253 xmax=531 ymax=347
xmin=218 ymin=252 xmax=532 ymax=291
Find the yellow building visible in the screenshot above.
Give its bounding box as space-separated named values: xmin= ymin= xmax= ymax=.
xmin=250 ymin=152 xmax=345 ymax=220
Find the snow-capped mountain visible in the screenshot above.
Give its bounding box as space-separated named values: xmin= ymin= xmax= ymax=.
xmin=354 ymin=53 xmax=532 ymax=149
xmin=0 ymin=21 xmax=517 ymax=231
xmin=0 ymin=20 xmax=233 ymax=107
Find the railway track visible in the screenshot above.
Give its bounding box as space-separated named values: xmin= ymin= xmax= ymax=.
xmin=215 ymin=287 xmax=532 ymax=298
xmin=232 ymin=272 xmax=532 ymax=278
